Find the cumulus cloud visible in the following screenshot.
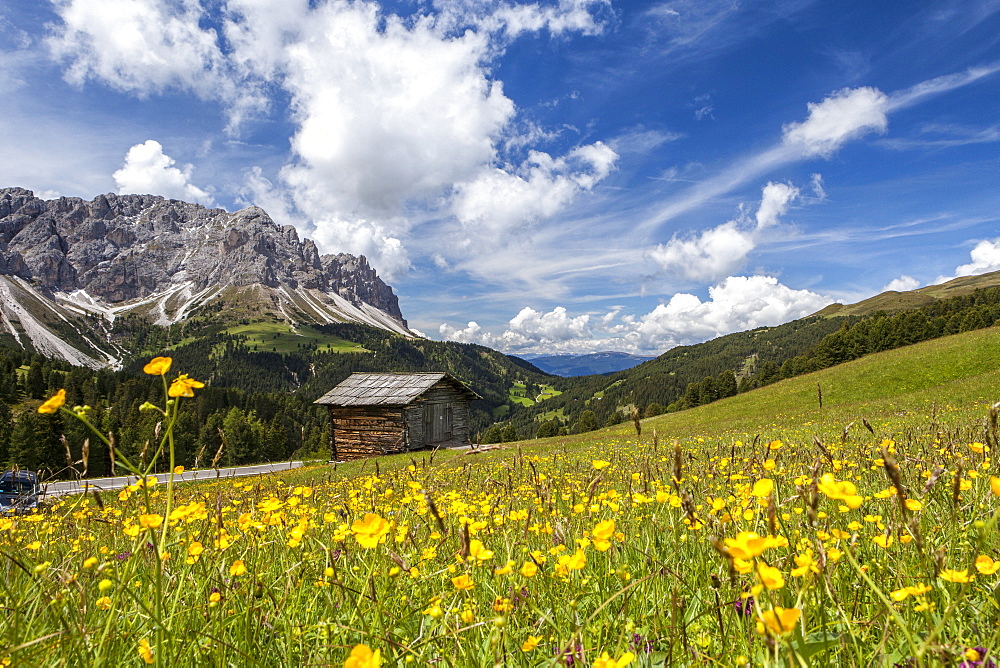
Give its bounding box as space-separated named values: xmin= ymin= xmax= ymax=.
xmin=628 ymin=275 xmax=830 ymax=351
xmin=648 ymin=221 xmax=755 ymax=282
xmin=451 ymin=142 xmax=618 ymax=246
xmin=650 ymin=181 xmax=799 ymax=281
xmin=46 ymin=0 xmax=613 ymax=279
xmin=755 ymin=181 xmax=799 ymax=228
xmin=935 ymin=239 xmax=1000 ymax=283
xmin=113 ymin=140 xmax=213 ymax=205
xmin=47 ymin=0 xmax=232 ymax=100
xmin=440 ymin=306 xmax=592 ymax=350
xmin=782 ymin=87 xmax=889 ymax=157
xmin=882 ymin=275 xmax=920 ymax=292
xmin=439 ymin=320 xmax=496 ymax=346
xmin=440 ymin=276 xmax=831 ymax=354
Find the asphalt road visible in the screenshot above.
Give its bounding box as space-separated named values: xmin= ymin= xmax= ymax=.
xmin=42 ymin=461 xmax=304 ymax=498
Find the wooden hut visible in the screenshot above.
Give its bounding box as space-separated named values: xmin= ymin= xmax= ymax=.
xmin=314 ymin=372 xmax=481 ymax=461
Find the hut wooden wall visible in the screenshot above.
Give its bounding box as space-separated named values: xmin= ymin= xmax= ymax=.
xmin=330 ymin=406 xmax=407 ymax=460
xmin=406 ymin=382 xmax=472 ymax=447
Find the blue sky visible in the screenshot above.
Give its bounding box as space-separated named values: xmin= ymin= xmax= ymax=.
xmin=1 ymin=0 xmax=998 ymax=354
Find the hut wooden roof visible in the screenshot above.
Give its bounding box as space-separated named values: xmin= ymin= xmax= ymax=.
xmin=313 ymin=372 xmax=480 ymax=407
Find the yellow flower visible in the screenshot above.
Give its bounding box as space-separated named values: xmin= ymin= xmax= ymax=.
xmin=756 ymin=562 xmax=785 ymax=590
xmin=756 ymin=607 xmax=801 ymax=636
xmin=138 ymin=639 xmax=154 ymax=665
xmin=83 ymin=557 xmax=98 ymax=570
xmin=890 ymin=583 xmax=932 ymax=601
xmin=352 ymin=513 xmax=392 ymax=549
xmin=724 ymin=531 xmax=784 ymax=559
xmin=168 ymin=374 xmax=206 ymax=398
xmin=939 ymin=568 xmax=973 ymax=583
xmin=229 ymin=560 xmax=247 ymax=577
xmin=991 ymin=477 xmax=1000 ymax=497
xmin=562 ymin=549 xmax=586 ymax=570
xmin=520 ymin=561 xmax=538 ymax=577
xmin=790 ymin=552 xmax=818 ymax=577
xmin=209 ymin=591 xmax=222 ymax=605
xmin=592 ymin=460 xmax=611 ymax=470
xmin=976 ymin=555 xmax=1000 ymax=575
xmin=95 ymin=596 xmax=111 ymax=610
xmin=468 ymin=540 xmax=494 ymax=562
xmin=751 ymin=479 xmax=774 ymax=498
xmin=142 ymin=357 xmax=172 ymax=376
xmin=138 ymin=514 xmax=163 ymax=530
xmin=521 ymin=635 xmax=541 ymax=652
xmin=593 ymin=651 xmax=636 ymax=668
xmin=344 ymin=643 xmax=381 ymax=668
xmin=817 ymin=473 xmax=863 ymax=509
xmin=452 ymin=574 xmax=475 ymax=591
xmin=188 ymin=542 xmax=204 ymax=557
xmin=904 ymin=499 xmax=922 ymax=511
xmin=38 ymin=389 xmax=66 ymax=414
xmin=173 ymin=466 xmax=185 ymax=475
xmin=873 ymin=535 xmax=894 ymax=549
xmin=98 ymin=579 xmax=113 ymax=593
xmin=593 ymin=519 xmax=616 ymax=540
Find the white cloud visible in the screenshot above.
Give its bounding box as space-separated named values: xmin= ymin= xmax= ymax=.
xmin=650 ymin=181 xmax=799 ymax=281
xmin=439 ymin=320 xmax=498 ymax=347
xmin=113 ymin=140 xmax=213 ymax=205
xmin=951 ymin=239 xmax=1000 ymax=278
xmin=628 ymin=275 xmax=831 ymax=351
xmin=230 ymin=1 xmax=611 ymax=277
xmin=509 ymin=306 xmax=591 ymax=341
xmin=755 ymin=181 xmax=799 ymax=228
xmin=439 ymin=276 xmax=831 ymax=354
xmin=44 ymin=0 xmax=612 ymax=279
xmin=882 ymin=275 xmax=920 ymax=292
xmin=782 ymin=87 xmax=889 ymax=158
xmin=440 ymin=305 xmax=592 ymax=350
xmin=649 ymin=220 xmax=756 ymax=282
xmin=47 ymin=0 xmax=232 ymax=100
xmin=809 ymin=173 xmax=826 ymax=200
xmin=451 ymin=142 xmax=618 ymax=246
xmin=480 ymin=0 xmax=611 ymax=38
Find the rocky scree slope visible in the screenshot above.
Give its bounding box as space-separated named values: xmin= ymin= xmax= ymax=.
xmin=0 ymin=188 xmax=411 ymax=366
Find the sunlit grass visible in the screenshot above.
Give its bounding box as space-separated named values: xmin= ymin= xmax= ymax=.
xmin=2 ymin=329 xmax=999 ymax=666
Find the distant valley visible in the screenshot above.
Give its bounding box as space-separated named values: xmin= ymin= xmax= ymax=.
xmin=521 ymin=351 xmax=655 ymax=376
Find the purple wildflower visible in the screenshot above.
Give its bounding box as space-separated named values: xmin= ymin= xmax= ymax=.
xmin=959 ymin=648 xmax=996 ymax=668
xmin=734 ymin=596 xmax=755 ymax=616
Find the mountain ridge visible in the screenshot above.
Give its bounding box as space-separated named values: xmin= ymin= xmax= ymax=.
xmin=521 ymin=351 xmax=655 ymax=376
xmin=0 ymin=188 xmax=412 ymax=365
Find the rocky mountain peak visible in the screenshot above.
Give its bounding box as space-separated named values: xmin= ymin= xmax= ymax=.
xmin=0 ymin=188 xmax=406 ymax=328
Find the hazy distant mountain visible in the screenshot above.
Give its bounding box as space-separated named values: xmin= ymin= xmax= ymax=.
xmin=522 ymin=351 xmax=656 ymax=376
xmin=0 ymin=187 xmax=411 ymax=366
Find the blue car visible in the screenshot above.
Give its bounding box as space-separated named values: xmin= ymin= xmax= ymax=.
xmin=0 ymin=470 xmax=43 ymax=514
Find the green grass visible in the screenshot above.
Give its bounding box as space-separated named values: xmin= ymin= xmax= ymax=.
xmin=509 ymin=382 xmax=562 ymax=407
xmin=6 ymin=326 xmax=1000 ymax=666
xmin=224 ymin=322 xmax=369 ymax=354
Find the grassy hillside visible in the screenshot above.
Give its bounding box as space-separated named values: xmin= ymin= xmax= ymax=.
xmin=577 ymin=326 xmax=999 ymax=444
xmin=815 ymin=269 xmax=1000 ymax=317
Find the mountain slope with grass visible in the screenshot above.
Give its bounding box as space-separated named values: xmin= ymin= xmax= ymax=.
xmin=506 ymin=279 xmax=1000 ymax=438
